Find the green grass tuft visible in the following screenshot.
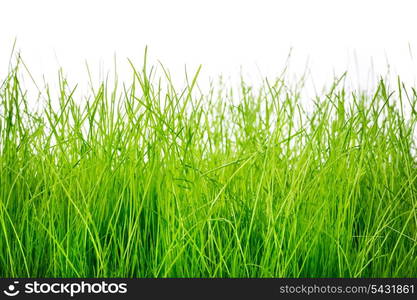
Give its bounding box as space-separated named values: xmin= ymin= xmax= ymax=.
xmin=0 ymin=54 xmax=417 ymax=277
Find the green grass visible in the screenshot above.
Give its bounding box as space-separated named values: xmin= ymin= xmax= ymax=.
xmin=1 ymin=52 xmax=417 ymax=278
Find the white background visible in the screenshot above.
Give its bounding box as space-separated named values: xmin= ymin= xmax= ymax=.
xmin=1 ymin=0 xmax=417 ymax=94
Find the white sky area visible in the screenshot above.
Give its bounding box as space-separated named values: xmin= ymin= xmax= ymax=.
xmin=1 ymin=0 xmax=417 ymax=96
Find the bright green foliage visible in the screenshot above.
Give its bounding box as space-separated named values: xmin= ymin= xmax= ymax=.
xmin=0 ymin=55 xmax=416 ymax=277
